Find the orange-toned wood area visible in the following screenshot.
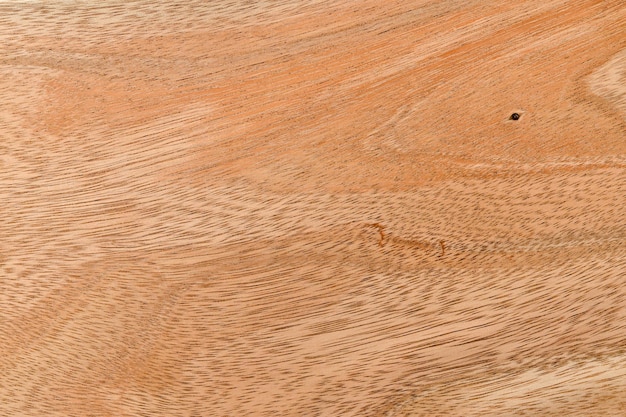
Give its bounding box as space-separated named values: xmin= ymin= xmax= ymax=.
xmin=1 ymin=1 xmax=625 ymax=415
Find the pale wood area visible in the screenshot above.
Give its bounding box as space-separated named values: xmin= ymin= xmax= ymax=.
xmin=1 ymin=1 xmax=625 ymax=416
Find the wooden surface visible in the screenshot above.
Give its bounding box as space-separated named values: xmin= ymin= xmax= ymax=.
xmin=1 ymin=1 xmax=625 ymax=416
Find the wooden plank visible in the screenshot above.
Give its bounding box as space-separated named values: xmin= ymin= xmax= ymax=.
xmin=1 ymin=1 xmax=625 ymax=415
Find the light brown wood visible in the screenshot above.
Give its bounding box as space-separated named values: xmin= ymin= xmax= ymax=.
xmin=1 ymin=1 xmax=625 ymax=416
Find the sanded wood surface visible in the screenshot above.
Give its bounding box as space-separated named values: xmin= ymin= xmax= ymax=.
xmin=1 ymin=1 xmax=625 ymax=416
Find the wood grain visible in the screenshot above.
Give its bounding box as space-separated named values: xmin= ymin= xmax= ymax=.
xmin=1 ymin=1 xmax=625 ymax=416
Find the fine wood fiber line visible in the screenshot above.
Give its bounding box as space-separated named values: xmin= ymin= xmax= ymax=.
xmin=0 ymin=1 xmax=625 ymax=416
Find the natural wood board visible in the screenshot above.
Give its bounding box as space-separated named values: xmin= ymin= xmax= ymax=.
xmin=1 ymin=1 xmax=625 ymax=415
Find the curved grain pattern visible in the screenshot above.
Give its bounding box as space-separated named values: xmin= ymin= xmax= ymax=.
xmin=1 ymin=1 xmax=625 ymax=416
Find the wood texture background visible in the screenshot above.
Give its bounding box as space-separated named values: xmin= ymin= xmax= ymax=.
xmin=1 ymin=1 xmax=625 ymax=415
